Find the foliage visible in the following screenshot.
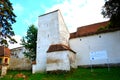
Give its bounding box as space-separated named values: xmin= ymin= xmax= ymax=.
xmin=21 ymin=25 xmax=37 ymax=61
xmin=1 ymin=67 xmax=120 ymax=80
xmin=98 ymin=27 xmax=106 ymax=32
xmin=97 ymin=25 xmax=110 ymax=32
xmin=0 ymin=0 xmax=17 ymax=47
xmin=102 ymin=0 xmax=120 ymax=28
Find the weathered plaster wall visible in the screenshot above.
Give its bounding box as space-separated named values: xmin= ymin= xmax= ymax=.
xmin=9 ymin=47 xmax=32 ymax=70
xmin=47 ymin=51 xmax=70 ymax=71
xmin=69 ymin=31 xmax=120 ymax=66
xmin=9 ymin=57 xmax=32 ymax=70
xmin=47 ymin=51 xmax=76 ymax=71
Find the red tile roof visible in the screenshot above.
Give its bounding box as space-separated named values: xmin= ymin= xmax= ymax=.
xmin=70 ymin=21 xmax=120 ymax=39
xmin=0 ymin=46 xmax=10 ymax=57
xmin=77 ymin=21 xmax=108 ymax=36
xmin=47 ymin=44 xmax=76 ymax=53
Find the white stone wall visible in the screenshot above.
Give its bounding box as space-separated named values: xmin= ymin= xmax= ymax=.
xmin=58 ymin=11 xmax=70 ymax=46
xmin=68 ymin=51 xmax=77 ymax=68
xmin=33 ymin=10 xmax=70 ymax=73
xmin=69 ymin=31 xmax=120 ymax=66
xmin=47 ymin=51 xmax=70 ymax=71
xmin=34 ymin=11 xmax=59 ymax=73
xmin=47 ymin=51 xmax=76 ymax=71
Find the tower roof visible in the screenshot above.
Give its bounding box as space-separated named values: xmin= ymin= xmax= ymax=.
xmin=47 ymin=44 xmax=75 ymax=53
xmin=39 ymin=9 xmax=59 ymax=17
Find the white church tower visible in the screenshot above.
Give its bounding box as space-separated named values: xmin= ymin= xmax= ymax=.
xmin=32 ymin=10 xmax=71 ymax=73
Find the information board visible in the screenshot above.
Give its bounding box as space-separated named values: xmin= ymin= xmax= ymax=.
xmin=90 ymin=50 xmax=108 ymax=60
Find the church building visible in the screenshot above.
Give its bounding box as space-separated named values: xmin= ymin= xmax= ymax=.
xmin=32 ymin=10 xmax=120 ymax=73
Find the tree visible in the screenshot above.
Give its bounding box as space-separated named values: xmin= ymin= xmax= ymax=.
xmin=102 ymin=0 xmax=120 ymax=27
xmin=21 ymin=25 xmax=37 ymax=61
xmin=0 ymin=0 xmax=17 ymax=47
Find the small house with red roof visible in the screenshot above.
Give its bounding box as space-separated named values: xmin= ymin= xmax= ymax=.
xmin=0 ymin=46 xmax=10 ymax=69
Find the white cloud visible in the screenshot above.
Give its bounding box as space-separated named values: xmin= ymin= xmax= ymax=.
xmin=13 ymin=3 xmax=24 ymax=15
xmin=45 ymin=0 xmax=108 ymax=32
xmin=8 ymin=35 xmax=22 ymax=49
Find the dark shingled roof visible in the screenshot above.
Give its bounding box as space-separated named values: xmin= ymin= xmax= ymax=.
xmin=47 ymin=44 xmax=76 ymax=53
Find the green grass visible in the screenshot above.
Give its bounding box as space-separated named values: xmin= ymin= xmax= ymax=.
xmin=0 ymin=67 xmax=120 ymax=80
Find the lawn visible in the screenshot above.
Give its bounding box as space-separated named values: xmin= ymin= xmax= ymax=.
xmin=0 ymin=67 xmax=120 ymax=80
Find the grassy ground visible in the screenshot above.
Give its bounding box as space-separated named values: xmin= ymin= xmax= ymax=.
xmin=0 ymin=67 xmax=120 ymax=80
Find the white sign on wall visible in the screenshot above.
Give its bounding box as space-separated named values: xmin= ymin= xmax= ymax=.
xmin=90 ymin=50 xmax=108 ymax=60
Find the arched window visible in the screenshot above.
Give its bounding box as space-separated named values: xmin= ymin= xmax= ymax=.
xmin=4 ymin=58 xmax=8 ymax=64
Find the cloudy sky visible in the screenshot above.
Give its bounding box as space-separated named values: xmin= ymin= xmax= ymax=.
xmin=9 ymin=0 xmax=108 ymax=49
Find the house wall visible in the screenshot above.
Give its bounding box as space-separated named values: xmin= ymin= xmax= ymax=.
xmin=11 ymin=47 xmax=25 ymax=58
xmin=69 ymin=31 xmax=120 ymax=66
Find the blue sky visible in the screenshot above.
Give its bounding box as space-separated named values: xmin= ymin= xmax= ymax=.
xmin=10 ymin=0 xmax=60 ymax=36
xmin=9 ymin=0 xmax=108 ymax=48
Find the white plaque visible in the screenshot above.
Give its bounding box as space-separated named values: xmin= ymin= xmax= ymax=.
xmin=90 ymin=50 xmax=108 ymax=60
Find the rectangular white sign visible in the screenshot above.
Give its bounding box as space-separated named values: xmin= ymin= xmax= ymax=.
xmin=90 ymin=50 xmax=108 ymax=60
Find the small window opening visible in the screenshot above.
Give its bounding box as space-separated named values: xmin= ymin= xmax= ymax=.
xmin=0 ymin=58 xmax=2 ymax=64
xmin=5 ymin=58 xmax=8 ymax=64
